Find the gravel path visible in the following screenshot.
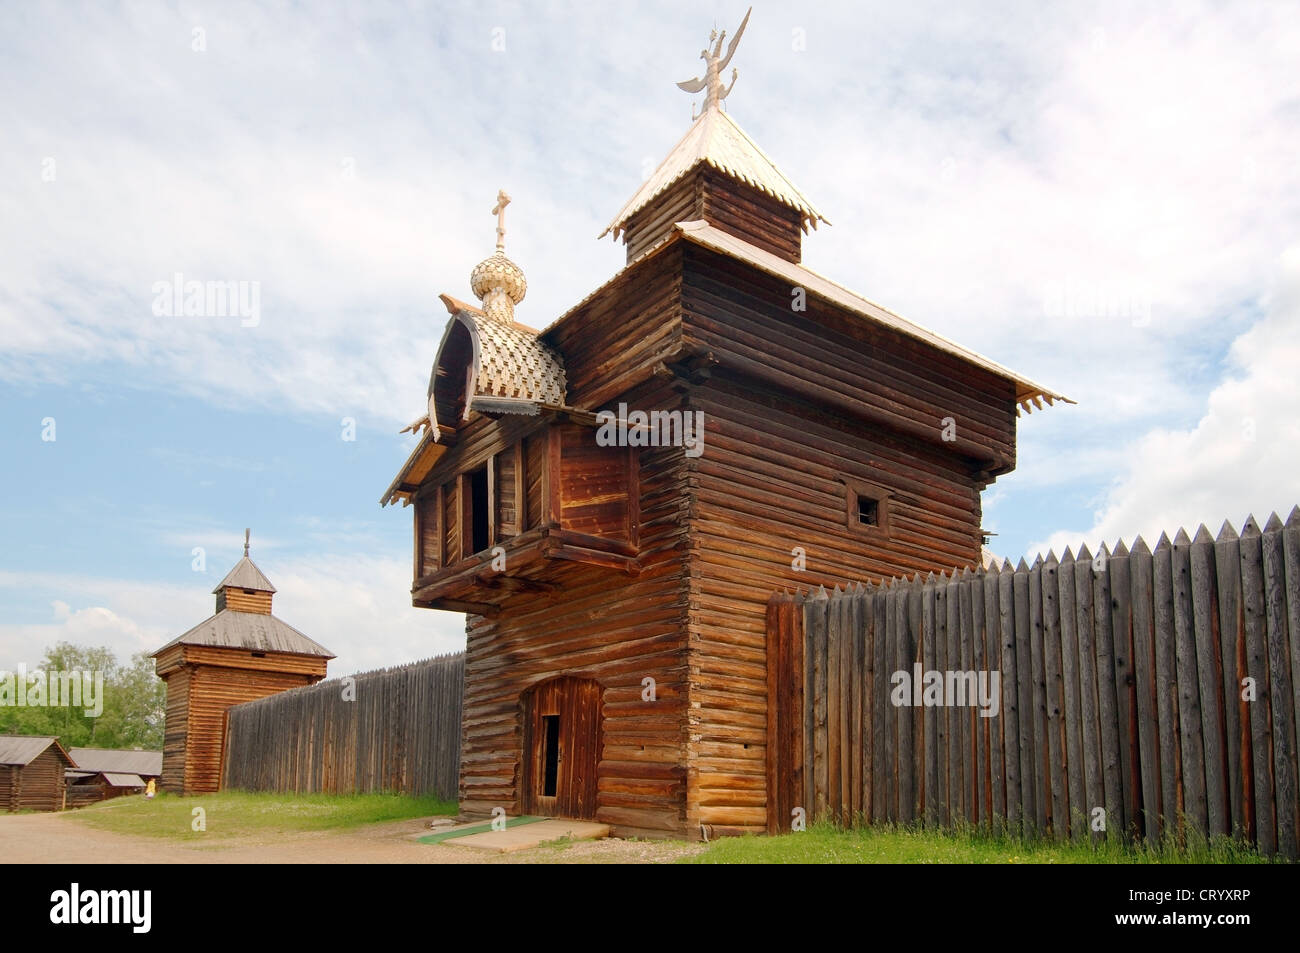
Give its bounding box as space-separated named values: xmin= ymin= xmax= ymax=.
xmin=0 ymin=812 xmax=706 ymax=864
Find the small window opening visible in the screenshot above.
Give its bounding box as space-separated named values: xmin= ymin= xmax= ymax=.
xmin=251 ymin=651 xmax=266 ymax=658
xmin=243 ymin=588 xmax=256 ymax=594
xmin=857 ymin=495 xmax=879 ymax=527
xmin=469 ymin=466 xmax=490 ymax=554
xmin=541 ymin=714 xmax=560 ymax=798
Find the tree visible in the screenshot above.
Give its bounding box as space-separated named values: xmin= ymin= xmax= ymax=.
xmin=0 ymin=643 xmax=164 ymax=750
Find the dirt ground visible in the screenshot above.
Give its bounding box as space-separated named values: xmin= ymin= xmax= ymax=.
xmin=0 ymin=812 xmax=707 ymax=864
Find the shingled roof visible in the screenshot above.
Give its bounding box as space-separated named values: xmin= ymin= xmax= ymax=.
xmin=0 ymin=735 xmax=74 ymax=767
xmin=211 ymin=555 xmax=276 ymax=594
xmin=68 ymin=747 xmax=163 ymax=777
xmin=427 ymin=295 xmax=566 ymax=440
xmin=602 ymin=103 xmax=830 ymax=241
xmin=151 ymin=610 xmax=335 ymax=659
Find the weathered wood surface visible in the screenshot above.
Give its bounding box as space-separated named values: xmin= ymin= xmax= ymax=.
xmin=767 ymin=512 xmax=1300 ymax=858
xmin=224 ymin=654 xmax=463 ymax=800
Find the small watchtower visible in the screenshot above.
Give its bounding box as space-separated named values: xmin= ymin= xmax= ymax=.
xmin=152 ymin=530 xmax=334 ymax=794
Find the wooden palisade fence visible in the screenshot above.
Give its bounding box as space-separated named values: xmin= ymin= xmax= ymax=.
xmin=223 ymin=653 xmax=464 ymax=800
xmin=766 ymin=510 xmax=1300 ymax=858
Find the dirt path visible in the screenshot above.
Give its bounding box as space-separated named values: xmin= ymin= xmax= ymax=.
xmin=0 ymin=812 xmax=706 ymax=864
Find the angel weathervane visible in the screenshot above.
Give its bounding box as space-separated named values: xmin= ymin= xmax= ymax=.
xmin=676 ymin=7 xmax=752 ymax=118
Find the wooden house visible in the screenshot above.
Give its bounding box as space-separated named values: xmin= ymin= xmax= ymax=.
xmin=0 ymin=735 xmax=76 ymax=812
xmin=65 ymin=747 xmax=161 ymax=807
xmin=151 ymin=533 xmax=334 ymax=794
xmin=381 ymin=16 xmax=1067 ymax=838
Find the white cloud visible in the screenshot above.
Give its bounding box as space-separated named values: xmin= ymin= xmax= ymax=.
xmin=0 ymin=558 xmax=465 ymax=679
xmin=1029 ymin=247 xmax=1300 ymax=558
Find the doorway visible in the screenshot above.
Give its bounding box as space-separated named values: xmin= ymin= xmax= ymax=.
xmin=522 ymin=676 xmax=602 ymax=820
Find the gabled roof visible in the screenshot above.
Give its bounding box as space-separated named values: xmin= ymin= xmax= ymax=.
xmin=557 ymin=221 xmax=1070 ymax=415
xmin=602 ymin=104 xmax=830 ymax=240
xmin=68 ymin=747 xmax=162 ymax=777
xmin=211 ymin=555 xmax=276 ymax=594
xmin=0 ymin=735 xmax=74 ymax=767
xmin=101 ymin=772 xmax=146 ymax=788
xmin=151 ymin=609 xmax=335 ymax=659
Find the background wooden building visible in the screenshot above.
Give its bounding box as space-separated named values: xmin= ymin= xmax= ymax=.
xmin=152 ymin=535 xmax=334 ymax=794
xmin=383 ymin=19 xmax=1066 ymax=838
xmin=65 ymin=747 xmax=161 ymax=807
xmin=0 ymin=735 xmax=76 ymax=812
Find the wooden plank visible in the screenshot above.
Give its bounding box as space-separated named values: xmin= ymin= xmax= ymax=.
xmin=897 ymin=583 xmax=915 ymax=823
xmin=1074 ymin=545 xmax=1104 ymax=843
xmin=1239 ymin=517 xmax=1274 ymax=856
xmin=1027 ymin=558 xmax=1049 ymax=839
xmin=1172 ymin=529 xmax=1209 ymax=842
xmin=1058 ymin=549 xmax=1086 ymax=842
xmin=1261 ymin=513 xmax=1298 ymax=859
xmin=923 ymin=575 xmax=940 ymax=827
xmin=1190 ymin=525 xmax=1228 ymax=839
xmin=985 ymin=567 xmax=1005 ymax=828
xmin=810 ymin=587 xmax=829 ymax=820
xmin=970 ymin=569 xmax=990 ymax=825
xmin=1214 ymin=521 xmax=1247 ymax=840
xmin=1108 ymin=540 xmax=1138 ymax=842
xmin=826 ymin=586 xmax=842 ymax=822
xmin=1284 ymin=508 xmax=1300 ymax=858
xmin=1041 ymin=552 xmax=1068 ymax=840
xmin=1152 ymin=533 xmax=1181 ymax=844
xmin=871 ymin=587 xmax=888 ymax=824
xmin=946 ymin=573 xmax=962 ymax=824
xmin=883 ymin=583 xmax=899 ymax=823
xmin=850 ymin=585 xmax=865 ymax=823
xmin=1091 ymin=545 xmax=1123 ymax=842
xmin=1000 ymin=562 xmax=1023 ymax=832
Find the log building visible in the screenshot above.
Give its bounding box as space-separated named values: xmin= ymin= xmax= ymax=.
xmin=0 ymin=735 xmax=75 ymax=812
xmin=382 ymin=13 xmax=1067 ymax=838
xmin=151 ymin=533 xmax=334 ymax=794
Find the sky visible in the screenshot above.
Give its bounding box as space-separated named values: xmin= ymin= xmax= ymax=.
xmin=2 ymin=0 xmax=1299 ymax=679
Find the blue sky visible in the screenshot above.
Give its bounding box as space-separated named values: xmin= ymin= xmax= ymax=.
xmin=3 ymin=1 xmax=1299 ymax=678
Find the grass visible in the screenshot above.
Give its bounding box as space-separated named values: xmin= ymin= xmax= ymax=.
xmin=682 ymin=821 xmax=1276 ymax=864
xmin=67 ymin=790 xmax=457 ymax=841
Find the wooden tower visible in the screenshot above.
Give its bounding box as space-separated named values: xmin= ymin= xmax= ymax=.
xmin=152 ymin=532 xmax=334 ymax=794
xmin=382 ymin=12 xmax=1067 ymax=838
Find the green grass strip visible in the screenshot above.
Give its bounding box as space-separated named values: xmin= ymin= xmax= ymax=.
xmin=417 ymin=815 xmax=547 ymax=845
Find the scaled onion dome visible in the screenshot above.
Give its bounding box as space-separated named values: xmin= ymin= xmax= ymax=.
xmin=470 ymin=251 xmax=526 ymax=323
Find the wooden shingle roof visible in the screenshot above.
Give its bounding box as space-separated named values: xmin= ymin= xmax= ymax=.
xmin=602 ymin=104 xmax=829 ymax=241
xmin=151 ymin=610 xmax=335 ymax=659
xmin=0 ymin=735 xmax=74 ymax=767
xmin=68 ymin=747 xmax=162 ymax=777
xmin=211 ymin=555 xmax=276 ymax=594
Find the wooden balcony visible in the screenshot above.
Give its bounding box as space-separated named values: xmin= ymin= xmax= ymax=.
xmin=409 ymin=419 xmax=639 ymax=615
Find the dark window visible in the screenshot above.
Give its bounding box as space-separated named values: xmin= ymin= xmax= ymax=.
xmin=251 ymin=651 xmax=266 ymax=658
xmin=857 ymin=495 xmax=879 ymax=527
xmin=541 ymin=714 xmax=560 ymax=797
xmin=469 ymin=466 xmax=490 ymax=554
xmin=843 ymin=477 xmax=891 ymax=537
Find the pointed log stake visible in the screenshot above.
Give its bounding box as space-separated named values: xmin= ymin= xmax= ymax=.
xmin=1239 ymin=515 xmax=1275 ymax=855
xmin=1261 ymin=512 xmax=1298 ymax=857
xmin=1213 ymin=517 xmax=1247 ymax=840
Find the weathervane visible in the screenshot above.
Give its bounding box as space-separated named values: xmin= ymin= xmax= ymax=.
xmin=676 ymin=6 xmax=752 ymax=119
xmin=243 ymin=527 xmax=250 ymax=557
xmin=491 ymin=189 xmax=511 ymax=253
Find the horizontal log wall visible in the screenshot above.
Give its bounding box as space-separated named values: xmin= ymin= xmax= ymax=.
xmin=223 ymin=654 xmax=464 ymax=799
xmin=460 ymin=378 xmax=693 ymax=838
xmin=682 ymin=247 xmax=1003 ymax=834
xmin=769 ymin=510 xmax=1300 ymax=859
